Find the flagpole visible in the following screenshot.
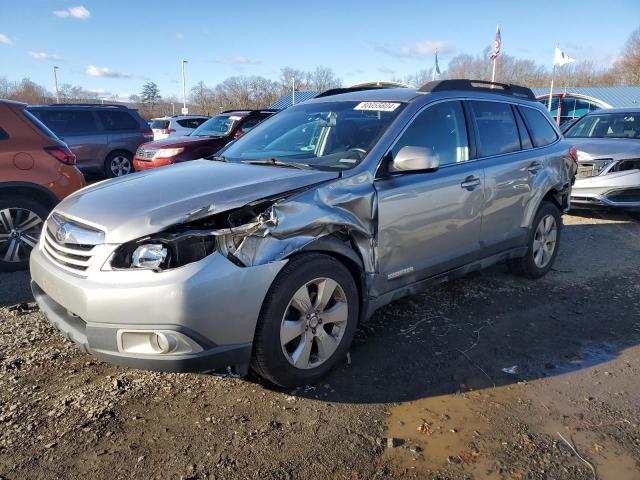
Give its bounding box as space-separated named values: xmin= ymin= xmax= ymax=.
xmin=491 ymin=56 xmax=497 ymax=83
xmin=547 ymin=63 xmax=556 ymax=112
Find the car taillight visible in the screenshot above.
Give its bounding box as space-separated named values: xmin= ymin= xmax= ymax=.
xmin=142 ymin=130 xmax=154 ymax=139
xmin=44 ymin=146 xmax=76 ymax=165
xmin=569 ymin=146 xmax=578 ymax=164
xmin=157 ymin=128 xmax=175 ymax=135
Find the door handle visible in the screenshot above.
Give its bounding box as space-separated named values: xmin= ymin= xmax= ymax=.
xmin=460 ymin=176 xmax=481 ymax=190
xmin=527 ymin=161 xmax=543 ymax=174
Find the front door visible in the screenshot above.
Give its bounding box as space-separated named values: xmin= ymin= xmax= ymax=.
xmin=374 ymin=100 xmax=485 ymax=292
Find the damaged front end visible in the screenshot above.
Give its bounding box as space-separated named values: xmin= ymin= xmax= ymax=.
xmin=108 ymin=174 xmax=379 ymax=280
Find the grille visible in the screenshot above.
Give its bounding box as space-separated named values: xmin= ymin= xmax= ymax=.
xmin=42 ymin=215 xmax=104 ymax=273
xmin=136 ymin=147 xmax=156 ymax=160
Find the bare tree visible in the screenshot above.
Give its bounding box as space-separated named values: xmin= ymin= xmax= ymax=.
xmin=613 ymin=27 xmax=640 ymax=85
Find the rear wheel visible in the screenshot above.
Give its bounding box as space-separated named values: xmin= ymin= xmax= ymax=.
xmin=509 ymin=201 xmax=561 ymax=279
xmin=0 ymin=196 xmax=49 ymax=272
xmin=104 ymin=151 xmax=134 ymax=178
xmin=252 ymin=254 xmax=359 ymax=388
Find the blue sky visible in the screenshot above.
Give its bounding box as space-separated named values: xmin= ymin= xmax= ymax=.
xmin=1 ymin=0 xmax=638 ymax=100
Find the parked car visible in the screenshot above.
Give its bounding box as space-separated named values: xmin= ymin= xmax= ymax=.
xmin=0 ymin=99 xmax=85 ymax=271
xmin=150 ymin=115 xmax=210 ymax=140
xmin=133 ymin=109 xmax=275 ymax=171
xmin=30 ymin=80 xmax=576 ymax=387
xmin=564 ymin=108 xmax=640 ymax=214
xmin=28 ymin=104 xmax=153 ymax=178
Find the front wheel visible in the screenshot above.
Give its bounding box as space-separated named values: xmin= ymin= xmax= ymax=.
xmin=509 ymin=201 xmax=561 ymax=279
xmin=252 ymin=254 xmax=359 ymax=388
xmin=104 ymin=151 xmax=134 ymax=178
xmin=0 ymin=196 xmax=49 ymax=272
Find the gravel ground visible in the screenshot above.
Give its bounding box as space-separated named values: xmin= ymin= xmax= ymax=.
xmin=1 ymin=211 xmax=639 ymax=479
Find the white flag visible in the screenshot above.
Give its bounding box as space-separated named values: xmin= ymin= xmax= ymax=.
xmin=554 ymin=47 xmax=574 ymax=66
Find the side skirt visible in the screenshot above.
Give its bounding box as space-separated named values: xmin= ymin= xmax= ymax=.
xmin=363 ymin=246 xmax=527 ymax=319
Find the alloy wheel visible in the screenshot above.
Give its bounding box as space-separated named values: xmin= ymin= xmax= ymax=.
xmin=532 ymin=214 xmax=557 ymax=268
xmin=110 ymin=155 xmax=132 ymax=176
xmin=280 ymin=277 xmax=349 ymax=370
xmin=0 ymin=208 xmax=44 ymax=263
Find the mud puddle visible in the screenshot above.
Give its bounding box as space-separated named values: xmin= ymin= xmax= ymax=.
xmin=385 ymin=344 xmax=640 ymax=479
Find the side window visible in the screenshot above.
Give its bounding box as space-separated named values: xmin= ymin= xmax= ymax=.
xmin=520 ymin=107 xmax=558 ymax=147
xmin=392 ymin=101 xmax=469 ymax=166
xmin=514 ymin=107 xmax=533 ymax=149
xmin=239 ymin=117 xmax=262 ymax=133
xmin=41 ymin=110 xmax=98 ymax=134
xmin=97 ymin=110 xmax=139 ymax=130
xmin=177 ymin=118 xmax=207 ymax=129
xmin=0 ymin=127 xmax=8 ymax=140
xmin=470 ymin=101 xmax=520 ymax=157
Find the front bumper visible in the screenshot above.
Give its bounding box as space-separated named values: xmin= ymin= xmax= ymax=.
xmin=30 ymin=245 xmax=286 ymax=373
xmin=571 ymin=186 xmax=640 ymax=210
xmin=133 ymin=157 xmax=174 ymax=171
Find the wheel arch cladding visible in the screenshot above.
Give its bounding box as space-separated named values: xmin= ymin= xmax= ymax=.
xmin=0 ymin=183 xmax=59 ymax=208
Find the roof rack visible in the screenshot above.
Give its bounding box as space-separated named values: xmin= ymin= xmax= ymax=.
xmin=220 ymin=108 xmax=279 ymax=115
xmin=315 ymin=85 xmax=403 ymax=99
xmin=45 ymin=103 xmax=129 ymax=109
xmin=418 ymin=79 xmax=536 ymax=100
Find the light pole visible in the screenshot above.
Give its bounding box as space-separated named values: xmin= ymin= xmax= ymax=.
xmin=181 ymin=60 xmax=188 ymax=114
xmin=53 ymin=66 xmax=60 ymax=103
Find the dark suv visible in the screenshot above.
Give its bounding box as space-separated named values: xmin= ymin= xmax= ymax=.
xmin=133 ymin=109 xmax=275 ymax=171
xmin=28 ymin=104 xmax=152 ymax=178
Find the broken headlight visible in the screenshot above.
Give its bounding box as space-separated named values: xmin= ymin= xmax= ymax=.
xmin=111 ymin=230 xmax=217 ymax=271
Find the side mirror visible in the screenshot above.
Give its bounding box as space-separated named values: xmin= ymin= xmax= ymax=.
xmin=392 ymin=146 xmax=440 ymax=172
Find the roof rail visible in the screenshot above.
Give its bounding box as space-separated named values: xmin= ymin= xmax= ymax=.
xmin=315 ymin=84 xmax=403 ymax=99
xmin=45 ymin=103 xmax=129 ymax=109
xmin=418 ymin=79 xmax=536 ymax=100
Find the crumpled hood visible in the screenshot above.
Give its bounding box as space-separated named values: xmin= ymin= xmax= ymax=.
xmin=55 ymin=160 xmax=339 ymax=243
xmin=569 ymin=138 xmax=640 ymax=161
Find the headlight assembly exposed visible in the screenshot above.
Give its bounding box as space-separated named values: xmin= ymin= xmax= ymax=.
xmin=111 ymin=230 xmax=217 ymax=271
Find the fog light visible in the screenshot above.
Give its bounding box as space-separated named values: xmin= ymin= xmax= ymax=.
xmin=117 ymin=329 xmax=203 ymax=355
xmin=131 ymin=244 xmax=167 ymax=270
xmin=153 ymin=332 xmax=177 ymax=354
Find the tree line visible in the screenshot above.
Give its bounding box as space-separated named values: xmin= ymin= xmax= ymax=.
xmin=2 ymin=27 xmax=638 ymax=119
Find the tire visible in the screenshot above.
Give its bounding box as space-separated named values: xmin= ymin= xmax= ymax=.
xmin=251 ymin=253 xmax=359 ymax=388
xmin=508 ymin=201 xmax=562 ymax=279
xmin=0 ymin=195 xmax=50 ymax=272
xmin=104 ymin=151 xmax=134 ymax=178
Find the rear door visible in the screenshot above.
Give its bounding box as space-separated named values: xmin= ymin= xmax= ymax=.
xmin=34 ymin=109 xmax=103 ymax=170
xmin=96 ymin=109 xmax=145 ymax=154
xmin=375 ymin=100 xmax=485 ymax=290
xmin=468 ymin=100 xmax=541 ymax=255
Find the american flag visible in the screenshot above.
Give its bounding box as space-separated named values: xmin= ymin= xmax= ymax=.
xmin=491 ymin=25 xmax=501 ymax=60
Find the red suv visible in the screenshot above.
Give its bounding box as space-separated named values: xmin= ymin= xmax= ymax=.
xmin=133 ymin=109 xmax=275 ymax=170
xmin=0 ymin=100 xmax=85 ymax=271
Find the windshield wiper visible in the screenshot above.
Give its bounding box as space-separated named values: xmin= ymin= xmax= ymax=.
xmin=242 ymin=158 xmax=312 ymax=170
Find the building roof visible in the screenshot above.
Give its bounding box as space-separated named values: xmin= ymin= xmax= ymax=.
xmin=268 ymin=91 xmax=318 ymax=110
xmin=531 ymin=86 xmax=640 ymax=108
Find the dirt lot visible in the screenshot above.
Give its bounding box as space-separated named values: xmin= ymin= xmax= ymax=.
xmin=1 ymin=212 xmax=639 ymax=480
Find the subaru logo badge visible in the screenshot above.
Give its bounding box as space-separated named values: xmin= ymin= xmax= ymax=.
xmin=55 ymin=223 xmax=71 ymax=243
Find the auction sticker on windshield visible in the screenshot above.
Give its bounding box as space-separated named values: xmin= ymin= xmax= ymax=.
xmin=354 ymin=102 xmax=401 ymax=112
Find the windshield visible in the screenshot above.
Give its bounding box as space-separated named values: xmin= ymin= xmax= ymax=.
xmin=220 ymin=101 xmax=405 ymax=170
xmin=565 ymin=112 xmax=640 ymax=139
xmin=191 ymin=114 xmax=239 ymax=137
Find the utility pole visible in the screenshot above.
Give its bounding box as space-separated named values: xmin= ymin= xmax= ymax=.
xmin=181 ymin=60 xmax=188 ymax=114
xmin=292 ymin=77 xmax=295 ymax=106
xmin=53 ymin=66 xmax=60 ymax=103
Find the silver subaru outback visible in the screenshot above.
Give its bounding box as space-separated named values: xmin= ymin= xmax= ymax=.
xmin=30 ymin=80 xmax=577 ymax=388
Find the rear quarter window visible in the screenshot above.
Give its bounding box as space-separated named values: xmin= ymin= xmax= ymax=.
xmin=97 ymin=110 xmax=140 ymax=130
xmin=470 ymin=101 xmax=520 ymax=157
xmin=0 ymin=127 xmax=8 ymax=140
xmin=520 ymin=107 xmax=558 ymax=147
xmin=151 ymin=119 xmax=170 ymax=129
